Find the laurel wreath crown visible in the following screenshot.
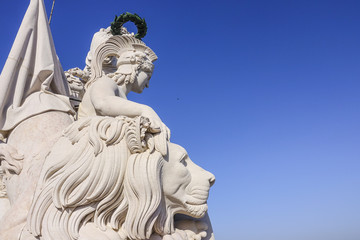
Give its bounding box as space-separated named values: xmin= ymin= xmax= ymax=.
xmin=111 ymin=12 xmax=147 ymax=40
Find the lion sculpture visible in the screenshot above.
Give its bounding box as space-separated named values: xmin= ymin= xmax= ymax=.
xmin=22 ymin=116 xmax=215 ymax=240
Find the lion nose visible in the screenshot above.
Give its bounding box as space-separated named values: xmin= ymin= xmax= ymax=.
xmin=208 ymin=173 xmax=215 ymax=187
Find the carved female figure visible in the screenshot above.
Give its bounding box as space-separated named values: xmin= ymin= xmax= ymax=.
xmin=76 ymin=33 xmax=169 ymax=153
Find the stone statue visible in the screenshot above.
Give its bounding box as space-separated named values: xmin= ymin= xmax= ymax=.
xmin=24 ymin=116 xmax=214 ymax=240
xmin=0 ymin=0 xmax=215 ymax=239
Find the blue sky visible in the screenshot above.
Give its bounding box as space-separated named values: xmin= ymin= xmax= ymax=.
xmin=1 ymin=1 xmax=360 ymax=239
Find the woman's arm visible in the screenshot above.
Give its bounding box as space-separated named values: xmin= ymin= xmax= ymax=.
xmin=88 ymin=76 xmax=170 ymax=155
xmin=89 ymin=77 xmax=162 ymax=126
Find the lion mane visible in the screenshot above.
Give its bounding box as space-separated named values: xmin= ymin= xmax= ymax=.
xmin=26 ymin=116 xmax=173 ymax=240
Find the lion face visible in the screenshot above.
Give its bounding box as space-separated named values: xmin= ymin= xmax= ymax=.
xmin=162 ymin=143 xmax=215 ymax=219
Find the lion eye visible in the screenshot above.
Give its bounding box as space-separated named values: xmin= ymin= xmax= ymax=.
xmin=180 ymin=157 xmax=187 ymax=166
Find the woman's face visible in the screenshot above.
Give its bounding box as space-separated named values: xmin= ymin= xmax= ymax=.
xmin=132 ymin=70 xmax=151 ymax=93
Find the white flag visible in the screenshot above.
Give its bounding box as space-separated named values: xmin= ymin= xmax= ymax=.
xmin=0 ymin=0 xmax=73 ymax=134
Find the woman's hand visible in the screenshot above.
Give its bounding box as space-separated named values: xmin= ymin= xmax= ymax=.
xmin=142 ymin=106 xmax=170 ymax=140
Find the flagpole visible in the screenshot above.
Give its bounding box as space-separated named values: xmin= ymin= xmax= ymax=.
xmin=48 ymin=0 xmax=55 ymax=24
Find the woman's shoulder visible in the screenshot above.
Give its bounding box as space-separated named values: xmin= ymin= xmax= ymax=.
xmin=90 ymin=76 xmax=118 ymax=90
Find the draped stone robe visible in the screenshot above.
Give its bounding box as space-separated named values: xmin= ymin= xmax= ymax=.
xmin=0 ymin=0 xmax=73 ymax=137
